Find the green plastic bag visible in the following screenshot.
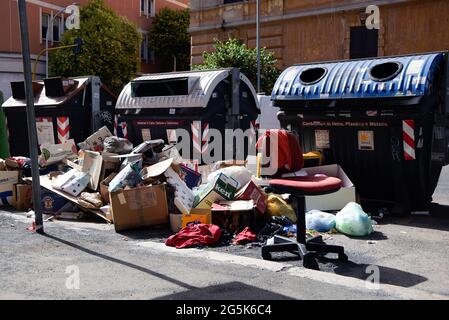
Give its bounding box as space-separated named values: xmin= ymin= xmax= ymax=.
xmin=335 ymin=202 xmax=373 ymax=237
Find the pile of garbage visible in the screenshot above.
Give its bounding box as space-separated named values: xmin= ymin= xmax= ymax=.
xmin=0 ymin=125 xmax=374 ymax=248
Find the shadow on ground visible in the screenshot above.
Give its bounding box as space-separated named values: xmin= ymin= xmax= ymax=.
xmin=318 ymin=257 xmax=428 ymax=288
xmin=267 ymin=252 xmax=427 ymax=288
xmin=378 ymin=215 xmax=449 ymax=232
xmin=42 ymin=232 xmax=196 ymax=290
xmin=155 ymin=281 xmax=293 ymax=300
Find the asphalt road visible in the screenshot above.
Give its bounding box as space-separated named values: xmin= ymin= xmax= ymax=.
xmin=1 ymin=210 xmax=447 ymax=300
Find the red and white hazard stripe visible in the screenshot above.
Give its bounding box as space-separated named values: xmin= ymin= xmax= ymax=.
xmin=192 ymin=121 xmax=202 ymax=155
xmin=114 ymin=115 xmax=118 ymax=136
xmin=5 ymin=117 xmax=9 ymax=144
xmin=403 ymin=120 xmax=416 ymax=161
xmin=201 ymin=122 xmax=209 ymax=154
xmin=121 ymin=121 xmax=128 ymax=139
xmin=249 ymin=120 xmax=258 ymax=147
xmin=57 ymin=117 xmax=70 ymax=143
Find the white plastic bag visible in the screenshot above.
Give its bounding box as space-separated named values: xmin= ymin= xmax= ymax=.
xmin=335 ymin=202 xmax=374 ymax=236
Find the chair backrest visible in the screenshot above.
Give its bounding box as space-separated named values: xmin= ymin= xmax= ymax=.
xmin=256 ymin=129 xmax=304 ymax=176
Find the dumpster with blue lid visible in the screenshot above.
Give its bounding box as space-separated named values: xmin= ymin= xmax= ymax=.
xmin=116 ymin=68 xmax=260 ymax=163
xmin=271 ymin=52 xmax=449 ymax=214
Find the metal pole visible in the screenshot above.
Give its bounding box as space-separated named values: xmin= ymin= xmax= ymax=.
xmin=18 ymin=0 xmax=44 ymax=234
xmin=45 ymin=27 xmax=49 ymax=78
xmin=256 ymin=0 xmax=261 ymax=93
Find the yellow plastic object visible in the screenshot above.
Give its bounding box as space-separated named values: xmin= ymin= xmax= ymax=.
xmin=266 ymin=194 xmax=297 ymax=223
xmin=303 ymin=151 xmax=323 ymax=166
xmin=256 ymin=153 xmax=262 ymax=178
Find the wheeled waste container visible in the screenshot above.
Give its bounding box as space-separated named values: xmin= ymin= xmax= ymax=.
xmin=271 ymin=52 xmax=449 ymax=214
xmin=115 ymin=68 xmax=260 ymax=163
xmin=2 ymin=76 xmax=117 ymax=156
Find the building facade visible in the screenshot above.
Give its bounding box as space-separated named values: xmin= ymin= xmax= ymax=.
xmin=0 ymin=0 xmax=189 ymax=99
xmin=189 ymin=0 xmax=449 ymax=72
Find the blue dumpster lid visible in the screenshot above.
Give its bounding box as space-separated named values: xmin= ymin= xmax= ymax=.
xmin=271 ymin=53 xmax=444 ymax=101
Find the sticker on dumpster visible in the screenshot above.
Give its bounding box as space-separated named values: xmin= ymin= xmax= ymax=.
xmin=36 ymin=118 xmax=55 ymax=146
xmin=166 ymin=129 xmax=177 ymax=144
xmin=315 ymin=130 xmax=330 ymax=149
xmin=358 ymin=131 xmax=374 ymax=151
xmin=303 ymin=121 xmax=388 ymax=127
xmin=134 ymin=120 xmax=185 ymax=126
xmin=141 ymin=129 xmax=151 ymax=141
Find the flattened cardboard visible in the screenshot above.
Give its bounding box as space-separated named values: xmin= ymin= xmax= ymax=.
xmin=0 ymin=171 xmax=20 ymax=206
xmin=110 ymin=184 xmax=169 ymax=231
xmin=39 ymin=174 xmax=111 ymax=222
xmin=82 ymin=151 xmax=103 ymax=190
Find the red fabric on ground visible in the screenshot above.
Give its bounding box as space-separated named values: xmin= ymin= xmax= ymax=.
xmin=233 ymin=227 xmax=257 ymax=245
xmin=165 ymin=224 xmax=222 ymax=249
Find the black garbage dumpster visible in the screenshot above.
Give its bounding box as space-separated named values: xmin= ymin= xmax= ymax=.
xmin=271 ymin=52 xmax=449 ymax=214
xmin=115 ymin=68 xmax=260 ymax=163
xmin=2 ymin=76 xmax=117 ymax=156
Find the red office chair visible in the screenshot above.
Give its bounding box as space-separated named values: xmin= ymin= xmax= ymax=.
xmin=257 ymin=130 xmax=348 ymax=269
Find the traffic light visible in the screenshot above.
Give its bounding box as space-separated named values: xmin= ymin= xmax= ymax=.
xmin=73 ymin=37 xmax=83 ymax=54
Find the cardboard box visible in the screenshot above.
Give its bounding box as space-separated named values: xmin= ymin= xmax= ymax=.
xmin=0 ymin=171 xmax=20 ymax=206
xmin=193 ymin=173 xmax=239 ymax=209
xmin=284 ymin=164 xmax=356 ymax=212
xmin=41 ymin=191 xmax=68 ymax=214
xmin=100 ymin=172 xmax=117 ymax=204
xmin=179 ymin=164 xmax=202 ymax=189
xmin=39 ymin=139 xmax=77 ymax=166
xmin=211 ymin=200 xmax=255 ymax=233
xmin=182 ymin=208 xmax=212 ymax=228
xmin=80 ymin=126 xmax=112 ymax=151
xmin=110 ymin=184 xmax=169 ymax=231
xmin=235 ymin=180 xmax=267 ymax=215
xmin=12 ymin=183 xmax=32 ymax=211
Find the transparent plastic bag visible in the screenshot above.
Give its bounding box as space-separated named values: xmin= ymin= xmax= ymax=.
xmin=306 ymin=210 xmax=336 ymax=232
xmin=335 ymin=202 xmax=374 ymax=236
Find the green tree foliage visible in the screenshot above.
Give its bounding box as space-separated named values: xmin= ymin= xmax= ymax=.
xmin=148 ymin=8 xmax=190 ymax=72
xmin=194 ymin=38 xmax=280 ymax=94
xmin=49 ymin=0 xmax=141 ymax=94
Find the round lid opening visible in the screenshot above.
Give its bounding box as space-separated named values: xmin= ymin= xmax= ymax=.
xmin=370 ymin=62 xmax=403 ymax=82
xmin=299 ymin=67 xmax=327 ymax=85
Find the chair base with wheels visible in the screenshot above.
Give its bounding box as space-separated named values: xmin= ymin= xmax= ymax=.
xmin=261 ymin=176 xmax=348 ymax=270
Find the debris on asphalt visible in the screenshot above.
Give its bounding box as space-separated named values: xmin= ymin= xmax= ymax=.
xmin=0 ymin=129 xmax=403 ymax=253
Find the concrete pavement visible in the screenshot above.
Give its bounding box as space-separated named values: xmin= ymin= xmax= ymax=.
xmin=1 ymin=210 xmax=448 ymax=300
